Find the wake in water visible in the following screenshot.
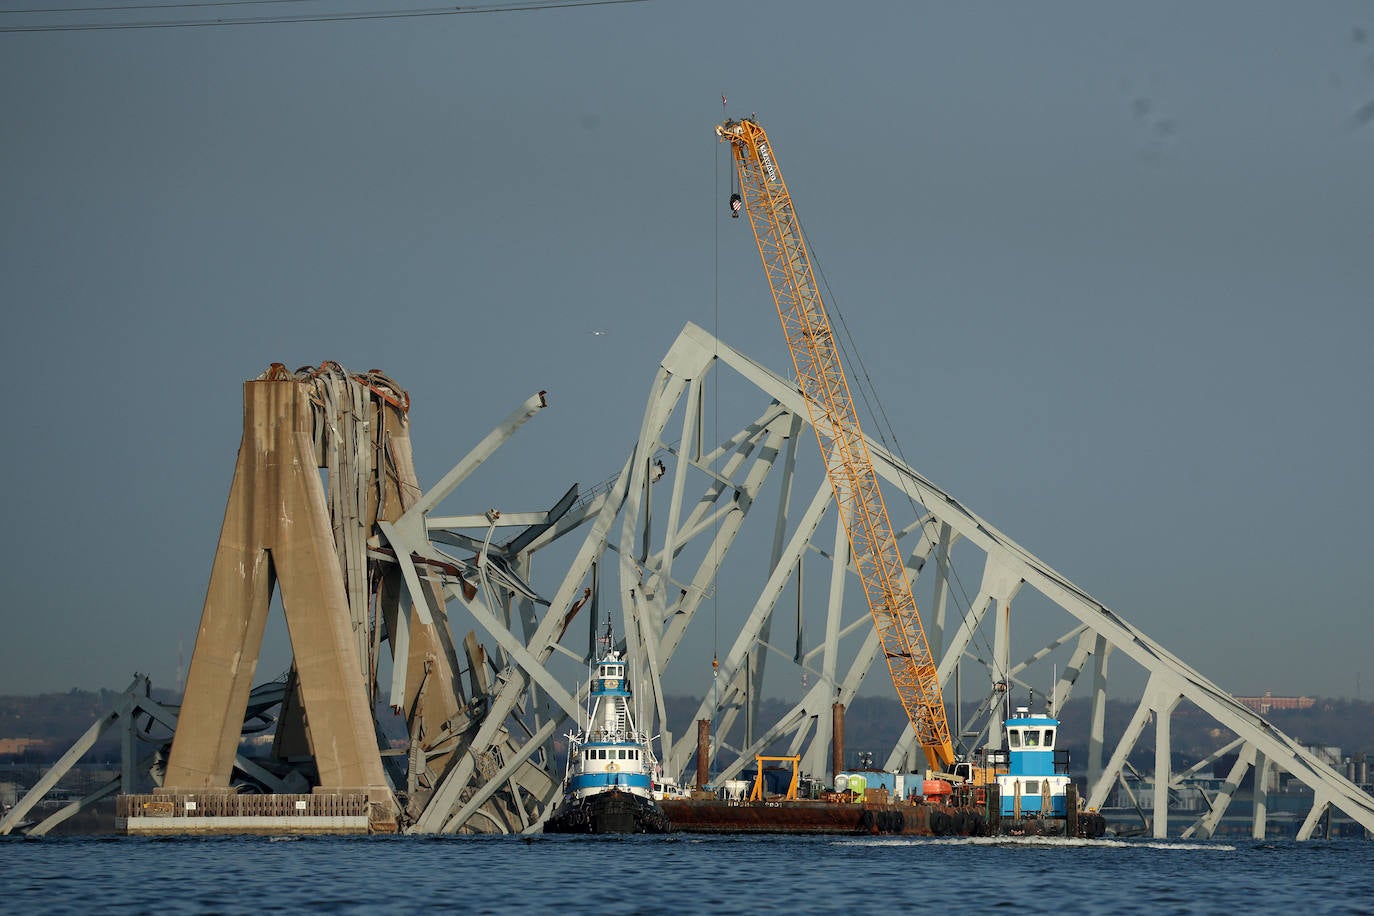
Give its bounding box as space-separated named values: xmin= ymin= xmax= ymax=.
xmin=839 ymin=835 xmax=1236 ymax=851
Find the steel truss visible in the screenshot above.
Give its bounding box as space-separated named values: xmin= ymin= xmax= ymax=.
xmin=377 ymin=322 xmax=1372 ymax=838
xmin=10 ymin=327 xmax=1367 ymax=839
xmin=1 ymin=675 xmax=168 ymax=836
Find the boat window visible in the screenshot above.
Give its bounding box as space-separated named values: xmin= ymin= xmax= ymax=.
xmin=1044 ymin=728 xmax=1055 ymax=747
xmin=1008 ymin=729 xmax=1021 ymax=748
xmin=597 ymin=749 xmax=606 ymax=760
xmin=619 ymin=749 xmax=628 ymax=760
xmin=1025 ymin=730 xmax=1040 ymax=747
xmin=1024 ymin=780 xmax=1039 ymax=795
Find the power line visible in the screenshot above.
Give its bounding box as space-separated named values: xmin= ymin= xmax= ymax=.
xmin=0 ymin=0 xmax=648 ymax=32
xmin=2 ymin=1 xmax=320 ymax=16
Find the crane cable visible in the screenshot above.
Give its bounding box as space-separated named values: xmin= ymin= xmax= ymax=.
xmin=709 ymin=95 xmax=723 ymax=784
xmin=801 ymin=229 xmax=1008 ymax=754
xmin=713 ymin=93 xmax=724 ymax=671
xmin=796 ymin=217 xmax=1001 ymax=678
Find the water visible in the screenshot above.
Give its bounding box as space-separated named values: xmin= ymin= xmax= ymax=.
xmin=1 ymin=834 xmax=1371 ymax=914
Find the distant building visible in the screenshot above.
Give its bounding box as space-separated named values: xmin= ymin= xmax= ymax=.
xmin=1234 ymin=691 xmax=1315 ymax=714
xmin=0 ymin=738 xmax=51 ymax=756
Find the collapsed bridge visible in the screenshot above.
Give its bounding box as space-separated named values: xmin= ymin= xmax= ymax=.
xmin=3 ymin=332 xmax=1370 ymax=839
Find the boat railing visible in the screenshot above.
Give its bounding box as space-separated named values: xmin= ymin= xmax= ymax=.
xmin=589 ymin=727 xmax=649 ymax=745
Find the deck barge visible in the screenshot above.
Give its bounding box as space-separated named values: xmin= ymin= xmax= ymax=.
xmin=659 ymin=796 xmax=992 ymax=836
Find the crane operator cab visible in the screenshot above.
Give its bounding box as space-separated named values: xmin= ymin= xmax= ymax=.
xmin=996 ymin=707 xmax=1073 ymax=817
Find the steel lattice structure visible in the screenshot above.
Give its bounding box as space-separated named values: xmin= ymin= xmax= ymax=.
xmin=5 ymin=332 xmax=1371 ymax=839
xmin=374 ymin=323 xmax=1372 ymax=838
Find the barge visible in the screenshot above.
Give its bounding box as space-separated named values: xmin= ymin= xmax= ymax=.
xmin=543 ymin=622 xmax=1103 ymax=839
xmin=652 ymin=701 xmax=1108 ymax=838
xmin=658 ymin=753 xmax=995 ymax=836
xmin=659 ymin=797 xmax=990 ymax=836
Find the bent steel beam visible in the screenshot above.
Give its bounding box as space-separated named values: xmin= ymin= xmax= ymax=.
xmin=71 ymin=330 xmax=1366 ymax=839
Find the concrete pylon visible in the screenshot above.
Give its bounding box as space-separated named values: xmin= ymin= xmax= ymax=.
xmin=164 ymin=376 xmax=393 ymax=810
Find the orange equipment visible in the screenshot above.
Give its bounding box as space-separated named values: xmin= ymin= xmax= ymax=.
xmin=748 ymin=755 xmax=802 ymax=801
xmin=716 ymin=116 xmax=955 ymax=772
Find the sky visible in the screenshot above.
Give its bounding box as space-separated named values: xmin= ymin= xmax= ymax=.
xmin=1 ymin=0 xmax=1371 ymax=702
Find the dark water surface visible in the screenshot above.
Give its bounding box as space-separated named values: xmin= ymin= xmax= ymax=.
xmin=2 ymin=833 xmax=1371 ymax=914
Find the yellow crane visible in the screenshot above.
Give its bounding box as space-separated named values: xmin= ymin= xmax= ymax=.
xmin=716 ymin=116 xmax=955 ymax=772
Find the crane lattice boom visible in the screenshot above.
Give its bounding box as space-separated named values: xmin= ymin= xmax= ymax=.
xmin=716 ymin=117 xmax=954 ymax=771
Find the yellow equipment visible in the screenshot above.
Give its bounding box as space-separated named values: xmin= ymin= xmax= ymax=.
xmin=716 ymin=117 xmax=955 ymax=772
xmin=748 ymin=755 xmax=802 ymax=801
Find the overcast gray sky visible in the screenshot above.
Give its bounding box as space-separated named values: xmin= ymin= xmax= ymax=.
xmin=2 ymin=0 xmax=1370 ymax=701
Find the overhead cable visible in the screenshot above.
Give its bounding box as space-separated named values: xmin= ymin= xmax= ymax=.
xmin=1 ymin=0 xmax=648 ymax=32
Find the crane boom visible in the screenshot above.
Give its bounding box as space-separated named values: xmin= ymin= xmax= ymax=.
xmin=716 ymin=117 xmax=955 ymax=771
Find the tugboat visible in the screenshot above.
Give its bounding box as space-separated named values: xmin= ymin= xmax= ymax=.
xmin=989 ymin=704 xmax=1106 ymax=838
xmin=543 ymin=621 xmax=671 ymax=834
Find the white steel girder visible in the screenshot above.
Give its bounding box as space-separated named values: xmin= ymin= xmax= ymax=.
xmin=376 ymin=323 xmax=1372 ymax=838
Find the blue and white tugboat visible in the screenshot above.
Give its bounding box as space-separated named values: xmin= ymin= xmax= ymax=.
xmin=992 ymin=705 xmax=1105 ymax=838
xmin=543 ymin=622 xmax=671 ymax=834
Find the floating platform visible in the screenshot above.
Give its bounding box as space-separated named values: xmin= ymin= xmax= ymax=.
xmin=116 ymin=792 xmax=396 ymax=836
xmin=658 ymin=798 xmax=991 ymax=836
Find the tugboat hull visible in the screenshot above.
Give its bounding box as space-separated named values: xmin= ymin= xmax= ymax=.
xmin=995 ymin=812 xmax=1107 ymax=838
xmin=544 ymin=790 xmax=670 ymax=835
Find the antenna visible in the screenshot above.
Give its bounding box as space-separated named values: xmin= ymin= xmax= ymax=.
xmin=589 ymin=560 xmax=600 ymax=661
xmin=600 ymin=610 xmax=613 ymax=657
